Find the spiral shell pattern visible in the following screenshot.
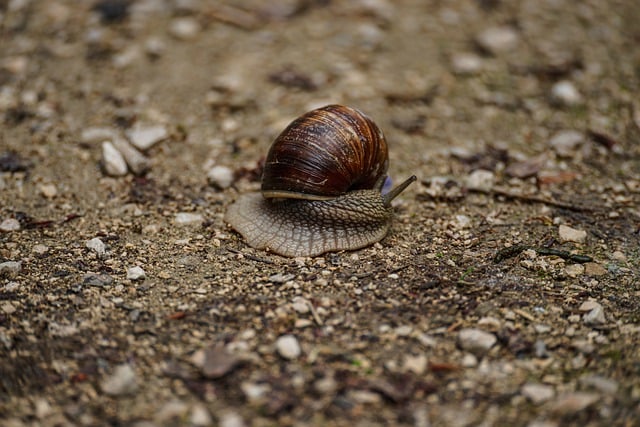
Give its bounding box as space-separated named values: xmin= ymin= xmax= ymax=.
xmin=261 ymin=105 xmax=389 ymax=200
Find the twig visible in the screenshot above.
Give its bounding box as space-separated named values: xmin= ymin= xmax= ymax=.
xmin=446 ymin=320 xmax=464 ymax=333
xmin=513 ymin=308 xmax=536 ymax=322
xmin=388 ymin=264 xmax=411 ymax=275
xmin=308 ymin=302 xmax=323 ymax=326
xmin=493 ymin=245 xmax=593 ymax=264
xmin=204 ymin=4 xmax=262 ymax=30
xmin=471 ymin=187 xmax=599 ymax=212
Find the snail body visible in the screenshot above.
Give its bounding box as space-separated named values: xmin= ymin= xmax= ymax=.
xmin=225 ymin=105 xmax=415 ymax=257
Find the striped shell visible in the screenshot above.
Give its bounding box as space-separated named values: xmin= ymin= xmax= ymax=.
xmin=261 ymin=104 xmax=389 ymax=200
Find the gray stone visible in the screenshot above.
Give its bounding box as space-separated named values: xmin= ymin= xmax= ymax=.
xmin=558 ymin=224 xmax=587 ymax=243
xmin=476 ymin=26 xmax=519 ymax=54
xmin=83 ymin=273 xmax=114 ymax=287
xmin=548 ymin=130 xmax=584 ymax=157
xmin=268 ymin=273 xmax=295 ymax=283
xmin=174 ymin=212 xmax=204 ymax=226
xmin=32 ymin=244 xmax=48 ymax=254
xmin=218 ymin=410 xmax=245 ymax=427
xmin=521 ymin=383 xmax=555 ymax=404
xmin=190 ymin=404 xmax=212 ymax=426
xmin=86 ymin=237 xmax=106 ymax=256
xmin=565 ymin=264 xmax=584 ymax=278
xmin=550 ymin=392 xmax=599 ymax=415
xmin=464 ymin=169 xmax=495 ymax=192
xmin=534 ymin=340 xmax=549 ymax=358
xmin=126 ymin=266 xmax=146 ymax=281
xmin=101 ymin=364 xmax=138 ymax=396
xmin=403 ymin=353 xmax=427 ymax=375
xmin=126 ymin=124 xmax=168 ymax=150
xmin=579 ymin=374 xmax=619 ymax=395
xmin=0 ymin=261 xmax=21 ymax=277
xmin=583 ymin=303 xmax=606 ymax=325
xmin=39 ymin=183 xmax=57 ymax=198
xmin=451 ymin=52 xmax=483 ymax=75
xmin=241 ymin=381 xmax=270 ymax=402
xmin=201 ymin=345 xmax=240 ymax=379
xmin=0 ymin=218 xmax=20 ymax=232
xmin=457 ymin=328 xmax=497 ymax=355
xmin=80 ymin=127 xmax=117 ymax=144
xmin=314 ymin=376 xmax=338 ymax=394
xmin=112 ymin=137 xmax=151 ymax=175
xmin=102 ymin=141 xmax=128 ymax=176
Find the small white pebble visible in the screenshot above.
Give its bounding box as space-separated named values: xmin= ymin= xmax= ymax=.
xmin=86 ymin=237 xmax=106 ymax=256
xmin=145 ymin=37 xmax=166 ymax=58
xmin=558 ymin=224 xmax=587 ymax=243
xmin=190 ymin=404 xmax=213 ymax=427
xmin=2 ymin=302 xmax=16 ymax=314
xmin=80 ymin=127 xmax=117 ymax=144
xmin=32 ymin=244 xmax=48 ymax=254
xmin=0 ymin=261 xmax=22 ymax=276
xmin=476 ymin=26 xmax=519 ymax=54
xmin=291 ymin=297 xmax=310 ymax=314
xmin=126 ymin=266 xmax=146 ymax=281
xmin=403 ymin=353 xmax=427 ymax=375
xmin=464 ymin=169 xmax=495 ymax=192
xmin=101 ymin=364 xmax=138 ymax=396
xmin=521 ymin=383 xmax=555 ymax=405
xmin=551 ymin=80 xmax=582 ymax=106
xmin=548 ymin=130 xmax=584 ymax=157
xmin=126 ymin=124 xmax=168 ymax=151
xmin=275 ymin=334 xmax=301 ymax=360
xmin=0 ymin=218 xmax=20 ymax=232
xmin=565 ymin=264 xmax=584 ymax=278
xmin=112 ymin=46 xmax=141 ymax=68
xmin=550 ymin=392 xmax=599 ymax=415
xmin=174 ymin=212 xmax=204 ymax=226
xmin=583 ymin=303 xmax=606 ymax=325
xmin=457 ymin=328 xmax=497 ymax=355
xmin=102 ymin=141 xmax=128 ymax=176
xmin=461 ymin=353 xmax=478 ymax=367
xmin=218 ymin=410 xmax=246 ymax=427
xmin=169 ymin=17 xmax=201 ymax=40
xmin=112 ymin=137 xmax=150 ymax=175
xmin=611 ymin=250 xmax=626 ymax=262
xmin=579 ymin=374 xmax=619 ymax=395
xmin=578 ymin=300 xmax=601 ymax=312
xmin=207 ymin=165 xmax=234 ymax=189
xmin=39 ymin=183 xmax=57 ymax=198
xmin=451 ymin=52 xmax=483 ymax=75
xmin=395 ymin=325 xmax=413 ymax=336
xmin=454 ymin=214 xmax=472 ymax=229
xmin=4 ymin=282 xmax=20 ymax=292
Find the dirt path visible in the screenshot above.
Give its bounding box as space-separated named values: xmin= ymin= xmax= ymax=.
xmin=1 ymin=1 xmax=639 ymax=425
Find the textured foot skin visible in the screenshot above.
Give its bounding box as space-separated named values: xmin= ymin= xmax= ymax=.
xmin=225 ymin=191 xmax=393 ymax=257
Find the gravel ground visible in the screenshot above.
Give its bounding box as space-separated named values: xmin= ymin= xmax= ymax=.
xmin=1 ymin=1 xmax=639 ymax=426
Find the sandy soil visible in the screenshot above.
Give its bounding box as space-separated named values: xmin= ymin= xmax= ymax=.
xmin=1 ymin=1 xmax=639 ymax=426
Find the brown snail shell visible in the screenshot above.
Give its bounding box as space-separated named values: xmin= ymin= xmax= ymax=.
xmin=261 ymin=104 xmax=389 ymax=200
xmin=225 ymin=104 xmax=416 ymax=257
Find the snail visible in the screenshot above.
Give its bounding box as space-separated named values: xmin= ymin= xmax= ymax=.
xmin=225 ymin=104 xmax=416 ymax=257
